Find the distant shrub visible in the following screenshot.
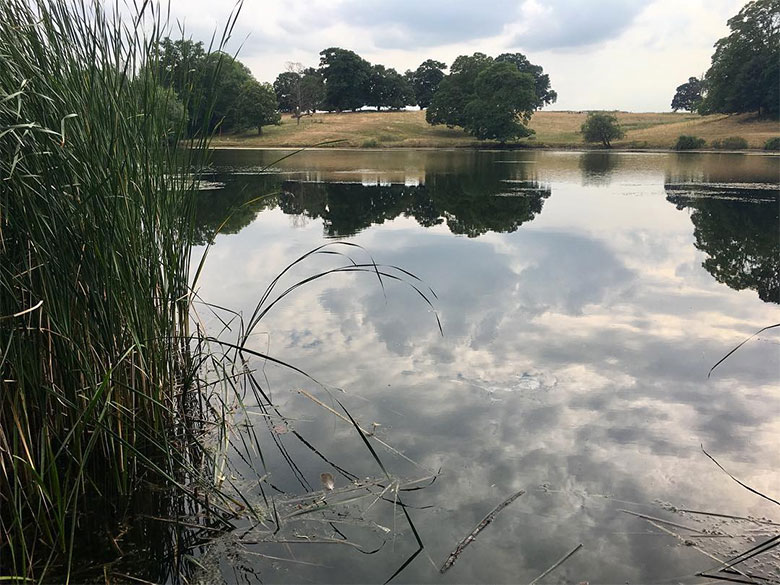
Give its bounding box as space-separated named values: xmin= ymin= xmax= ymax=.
xmin=378 ymin=133 xmax=400 ymax=142
xmin=361 ymin=138 xmax=379 ymax=147
xmin=718 ymin=136 xmax=748 ymax=150
xmin=710 ymin=139 xmax=722 ymax=149
xmin=763 ymin=137 xmax=780 ymax=151
xmin=675 ymin=135 xmax=706 ymax=150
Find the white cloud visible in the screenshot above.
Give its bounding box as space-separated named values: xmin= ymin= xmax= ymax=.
xmin=153 ymin=0 xmax=747 ymax=111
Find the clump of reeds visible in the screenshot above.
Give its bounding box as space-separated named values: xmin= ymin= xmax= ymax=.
xmin=0 ymin=2 xmax=443 ymax=581
xmin=0 ymin=0 xmax=222 ymax=578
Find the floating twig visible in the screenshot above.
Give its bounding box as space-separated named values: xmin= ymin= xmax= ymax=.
xmin=708 ymin=323 xmax=779 ymax=378
xmin=619 ymin=509 xmax=708 ymax=534
xmin=702 ymin=446 xmax=780 ymax=507
xmin=676 ymin=509 xmax=780 ymax=527
xmin=439 ymin=489 xmax=525 ymax=573
xmin=528 ymin=543 xmax=583 ymax=585
xmin=636 ymin=517 xmax=726 ymax=567
xmin=697 ymin=534 xmax=780 ymax=584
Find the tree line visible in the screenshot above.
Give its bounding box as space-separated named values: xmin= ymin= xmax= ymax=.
xmin=152 ymin=39 xmax=280 ymax=135
xmin=150 ymin=39 xmax=558 ymax=141
xmin=274 ymin=49 xmax=557 ymax=142
xmin=151 ymin=0 xmax=774 ymax=143
xmin=671 ymin=0 xmax=778 ymax=117
xmin=273 ymin=50 xmax=450 ymax=115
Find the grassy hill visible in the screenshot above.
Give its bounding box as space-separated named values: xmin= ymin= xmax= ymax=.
xmin=211 ymin=110 xmax=779 ymax=150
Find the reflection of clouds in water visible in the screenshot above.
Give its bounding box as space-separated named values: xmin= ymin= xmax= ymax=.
xmin=194 ymin=152 xmax=780 ymax=583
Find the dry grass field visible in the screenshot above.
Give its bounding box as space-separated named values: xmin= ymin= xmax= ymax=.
xmin=211 ymin=109 xmax=779 ymax=150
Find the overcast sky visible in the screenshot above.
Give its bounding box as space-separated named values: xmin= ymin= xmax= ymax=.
xmin=160 ymin=0 xmax=747 ymax=112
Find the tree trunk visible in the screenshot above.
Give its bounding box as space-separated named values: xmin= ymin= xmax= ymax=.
xmin=257 ymin=126 xmax=263 ymax=135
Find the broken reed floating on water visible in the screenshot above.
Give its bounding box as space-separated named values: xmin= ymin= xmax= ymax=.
xmin=439 ymin=489 xmax=525 ymax=573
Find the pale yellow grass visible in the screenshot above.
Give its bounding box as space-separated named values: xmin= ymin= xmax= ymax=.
xmin=211 ymin=109 xmax=779 ymax=150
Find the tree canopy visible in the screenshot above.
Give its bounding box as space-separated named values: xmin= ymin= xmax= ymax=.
xmin=273 ymin=64 xmax=325 ymax=121
xmin=151 ymin=39 xmax=281 ymax=135
xmin=314 ymin=48 xmax=417 ymax=112
xmin=495 ymin=53 xmax=557 ymax=109
xmin=318 ymin=47 xmax=372 ymax=111
xmin=700 ymin=0 xmax=779 ymax=117
xmin=367 ymin=64 xmax=414 ymax=110
xmin=408 ymin=59 xmax=447 ymax=109
xmin=580 ymin=112 xmax=625 ymax=148
xmin=232 ymin=80 xmax=281 ymax=134
xmin=671 ymin=77 xmax=704 ymax=112
xmin=426 ymin=52 xmax=553 ymax=143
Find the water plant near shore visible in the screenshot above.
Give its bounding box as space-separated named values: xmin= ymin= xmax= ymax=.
xmin=0 ymin=3 xmax=439 ymax=581
xmin=0 ymin=0 xmax=223 ymax=577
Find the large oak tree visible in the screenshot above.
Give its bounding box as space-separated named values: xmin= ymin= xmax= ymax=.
xmin=700 ymin=0 xmax=779 ymax=117
xmin=426 ymin=52 xmax=554 ymax=143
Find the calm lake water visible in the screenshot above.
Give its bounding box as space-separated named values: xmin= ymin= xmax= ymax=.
xmin=191 ymin=149 xmax=780 ymax=584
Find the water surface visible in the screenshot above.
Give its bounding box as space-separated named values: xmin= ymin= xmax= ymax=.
xmin=192 ymin=149 xmax=780 ymax=583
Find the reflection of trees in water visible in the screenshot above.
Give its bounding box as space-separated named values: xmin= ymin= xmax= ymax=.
xmin=579 ymin=152 xmax=621 ymax=186
xmin=192 ymin=163 xmax=551 ymax=240
xmin=667 ymin=186 xmax=779 ymax=304
xmin=279 ymin=175 xmax=551 ymax=238
xmin=192 ymin=173 xmax=279 ymax=245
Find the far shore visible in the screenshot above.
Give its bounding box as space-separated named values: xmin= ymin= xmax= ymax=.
xmin=210 ymin=110 xmax=779 ymax=151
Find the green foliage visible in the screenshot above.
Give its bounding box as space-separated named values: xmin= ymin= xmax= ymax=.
xmin=154 ymin=37 xmax=207 ymax=98
xmin=495 ymin=53 xmax=558 ymax=109
xmin=153 ymin=39 xmax=276 ymax=134
xmin=367 ymin=64 xmax=415 ymax=110
xmin=718 ymin=136 xmax=749 ymax=149
xmin=668 ymin=191 xmax=779 ymax=303
xmin=426 ymin=52 xmax=552 ymax=143
xmin=274 ymin=66 xmax=325 ymax=117
xmin=198 ymin=52 xmax=254 ymax=132
xmin=0 ymin=0 xmax=219 ymax=577
xmin=580 ymin=112 xmax=625 ymax=148
xmin=298 ymin=69 xmax=326 ymax=114
xmin=273 ymin=70 xmax=301 ymax=112
xmin=318 ymin=47 xmax=372 ymax=111
xmin=233 ymin=80 xmax=281 ymax=134
xmin=764 ymin=137 xmax=780 ymax=150
xmin=700 ymin=0 xmax=780 ymax=117
xmin=409 ymin=59 xmax=447 ymax=109
xmin=671 ymin=77 xmax=703 ymax=112
xmin=674 ymin=135 xmax=707 ymax=150
xmin=277 ymin=174 xmax=551 ymax=238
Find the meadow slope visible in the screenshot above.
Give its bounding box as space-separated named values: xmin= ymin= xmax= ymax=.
xmin=211 ymin=110 xmax=779 ymax=150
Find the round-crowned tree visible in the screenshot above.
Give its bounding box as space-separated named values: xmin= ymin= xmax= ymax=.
xmin=581 ymin=112 xmax=625 ymax=148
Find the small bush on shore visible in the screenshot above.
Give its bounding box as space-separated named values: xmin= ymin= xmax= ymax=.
xmin=763 ymin=137 xmax=780 ymax=151
xmin=674 ymin=135 xmax=706 ymax=150
xmin=716 ymin=136 xmax=749 ymax=150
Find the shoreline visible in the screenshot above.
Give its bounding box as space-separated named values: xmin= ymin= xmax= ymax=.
xmin=207 ymin=110 xmax=779 ymax=152
xmin=210 ymin=144 xmax=779 ymax=155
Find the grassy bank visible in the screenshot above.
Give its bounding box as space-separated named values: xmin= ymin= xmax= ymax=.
xmin=211 ymin=109 xmax=779 ymax=150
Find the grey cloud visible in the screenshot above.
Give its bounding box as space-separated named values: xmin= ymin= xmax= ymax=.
xmin=333 ymin=0 xmax=519 ymax=49
xmin=511 ymin=0 xmax=646 ymax=51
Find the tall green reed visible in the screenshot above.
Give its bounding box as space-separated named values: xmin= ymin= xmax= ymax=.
xmin=0 ymin=0 xmax=236 ymax=579
xmin=0 ymin=2 xmax=440 ymax=581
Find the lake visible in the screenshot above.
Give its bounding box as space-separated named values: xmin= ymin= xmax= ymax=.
xmin=190 ymin=149 xmax=780 ymax=583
